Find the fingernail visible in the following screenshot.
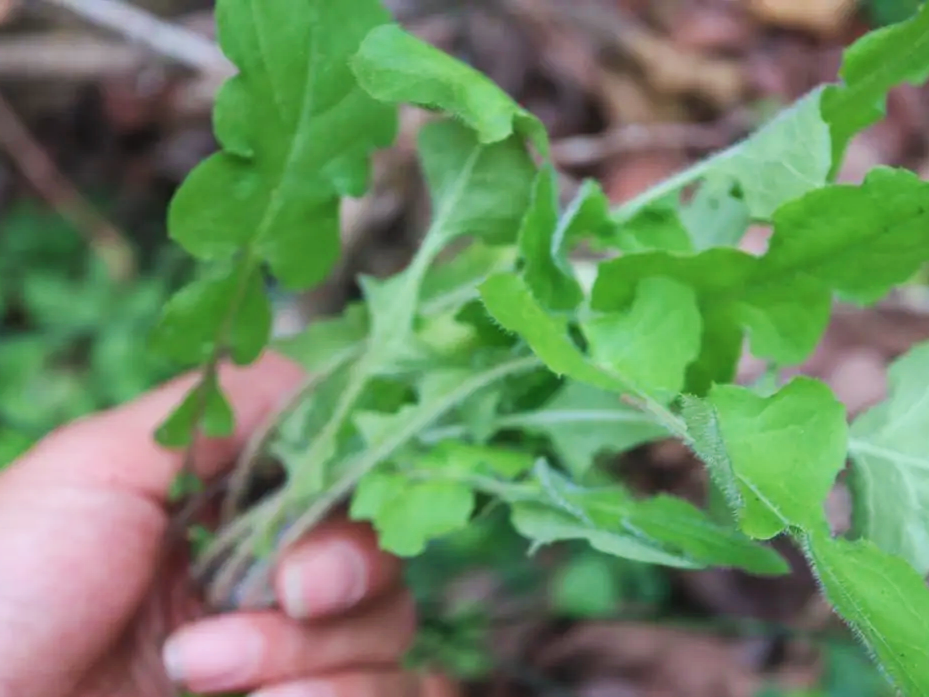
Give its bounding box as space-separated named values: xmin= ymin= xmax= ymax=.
xmin=252 ymin=680 xmax=335 ymax=697
xmin=162 ymin=620 xmax=263 ymax=692
xmin=280 ymin=540 xmax=367 ymax=619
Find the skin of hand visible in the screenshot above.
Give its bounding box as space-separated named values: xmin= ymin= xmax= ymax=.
xmin=0 ymin=352 xmax=460 ymax=697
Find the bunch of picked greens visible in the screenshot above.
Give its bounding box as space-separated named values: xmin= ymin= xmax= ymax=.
xmin=152 ymin=2 xmax=929 ymax=694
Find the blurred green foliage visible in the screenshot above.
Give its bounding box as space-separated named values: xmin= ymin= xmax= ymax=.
xmin=404 ymin=506 xmax=891 ymax=694
xmin=864 ymin=0 xmax=924 ymax=26
xmin=756 ymin=643 xmax=894 ymax=696
xmin=0 ymin=201 xmax=188 ymax=466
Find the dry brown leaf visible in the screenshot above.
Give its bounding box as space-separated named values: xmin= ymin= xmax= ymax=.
xmin=669 ymin=5 xmax=756 ymax=53
xmin=622 ymin=27 xmax=746 ymax=107
xmin=538 ymin=622 xmax=819 ymax=697
xmin=594 ymin=71 xmax=676 ymax=125
xmin=746 ymin=0 xmax=857 ymax=38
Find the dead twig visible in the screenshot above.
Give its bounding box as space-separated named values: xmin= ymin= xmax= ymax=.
xmin=0 ymin=33 xmax=144 ymax=80
xmin=39 ymin=0 xmax=233 ymax=76
xmin=0 ymin=91 xmax=136 ymax=280
xmin=551 ymin=109 xmax=754 ymax=167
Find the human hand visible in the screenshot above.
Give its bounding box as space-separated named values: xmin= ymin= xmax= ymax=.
xmin=0 ymin=352 xmax=458 ymax=697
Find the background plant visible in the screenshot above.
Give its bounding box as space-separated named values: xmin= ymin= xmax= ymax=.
xmin=0 ymin=199 xmax=187 ymax=466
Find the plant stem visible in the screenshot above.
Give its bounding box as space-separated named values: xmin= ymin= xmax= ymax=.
xmin=202 ymin=354 xmax=542 ymax=609
xmin=43 ymin=0 xmax=232 ymax=75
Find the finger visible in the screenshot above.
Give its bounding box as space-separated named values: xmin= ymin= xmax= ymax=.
xmin=163 ymin=592 xmax=417 ymax=694
xmin=250 ymin=671 xmax=420 ymax=697
xmin=273 ymin=519 xmax=402 ymax=620
xmin=0 ymin=352 xmax=304 ymax=697
xmin=249 ymin=670 xmax=461 ymax=697
xmin=10 ymin=350 xmax=305 ymax=503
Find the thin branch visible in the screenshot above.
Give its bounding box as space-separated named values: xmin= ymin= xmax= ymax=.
xmin=0 ymin=34 xmax=145 ymax=79
xmin=40 ymin=0 xmax=233 ymax=76
xmin=0 ymin=91 xmax=136 ymax=280
xmin=551 ymin=112 xmax=751 ymax=168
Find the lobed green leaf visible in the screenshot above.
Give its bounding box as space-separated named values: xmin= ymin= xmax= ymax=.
xmin=680 ymin=178 xmax=751 ymax=251
xmin=480 ymin=272 xmax=700 ymax=406
xmin=360 ymin=119 xmax=536 ymax=361
xmin=273 ymin=303 xmax=368 ymax=373
xmin=351 ymin=24 xmax=548 ymax=154
xmin=608 ymin=194 xmax=694 ymax=254
xmin=593 ymin=168 xmax=929 ymax=387
xmin=849 ymin=340 xmax=929 ymax=574
xmin=805 ymin=532 xmax=929 ymax=695
xmin=682 ymin=378 xmax=848 ymax=539
xmin=518 ymin=165 xmax=585 ymax=311
xmin=153 ymin=0 xmax=396 ymax=445
xmin=503 ymin=381 xmax=667 ymax=478
xmin=582 ymin=277 xmax=702 ymax=398
xmin=173 ymin=0 xmax=396 ymax=283
xmin=506 ymin=468 xmax=787 ymax=575
xmin=822 ymin=1 xmax=929 ymax=169
xmin=714 ymin=88 xmax=832 ymax=220
xmin=352 ymin=471 xmax=475 ymax=556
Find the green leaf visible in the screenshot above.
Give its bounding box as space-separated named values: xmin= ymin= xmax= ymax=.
xmin=362 ymin=120 xmax=536 ymax=357
xmin=419 ymin=121 xmax=537 ymax=248
xmin=680 ymin=177 xmax=751 ymax=251
xmin=150 ymin=260 xmax=272 ymax=366
xmin=354 ymin=404 xmax=420 ymax=448
xmin=592 ymin=168 xmax=929 ymax=382
xmin=418 ymin=441 xmax=534 ymax=479
xmin=805 ymin=532 xmax=929 ymax=696
xmin=610 ymin=194 xmax=694 ymax=254
xmin=152 ymin=0 xmax=397 ymax=450
xmin=155 ymin=377 xmax=235 ymax=448
xmin=822 ymin=1 xmax=929 ymax=169
xmin=273 ymin=302 xmax=368 ymax=373
xmin=761 ymin=167 xmax=929 ymax=306
xmin=682 ymin=378 xmax=848 ymax=539
xmin=590 ymin=248 xmax=772 ymax=389
xmin=480 ymin=271 xmax=700 ymax=410
xmin=559 ymin=179 xmax=615 ymax=242
xmin=21 ymin=269 xmax=110 ymax=332
xmin=510 ymin=501 xmax=704 ymax=567
xmin=503 ymin=381 xmax=666 ymax=477
xmin=351 ymin=24 xmax=548 ymax=154
xmin=350 ymin=439 xmax=531 ymax=556
xmin=550 ymin=551 xmax=620 ymax=618
xmin=867 ymin=0 xmax=924 ymax=27
xmin=518 ymin=165 xmax=584 ymax=311
xmin=582 ymin=276 xmax=702 ymax=397
xmin=849 ymin=341 xmax=929 ymax=574
xmin=279 ymin=354 xmax=539 ymax=522
xmin=418 ymin=242 xmax=518 ymax=317
xmin=351 ymin=470 xmax=475 ymax=556
xmin=507 ymin=473 xmax=787 ymax=574
xmin=170 ymin=0 xmax=396 ymax=285
xmin=714 ymin=88 xmax=832 ymax=219
xmin=626 ymin=494 xmax=788 ymax=575
xmin=479 ymin=272 xmax=628 ymax=393
xmin=516 ymin=175 xmax=616 ymax=310
xmin=616 ymin=89 xmax=829 ymax=227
